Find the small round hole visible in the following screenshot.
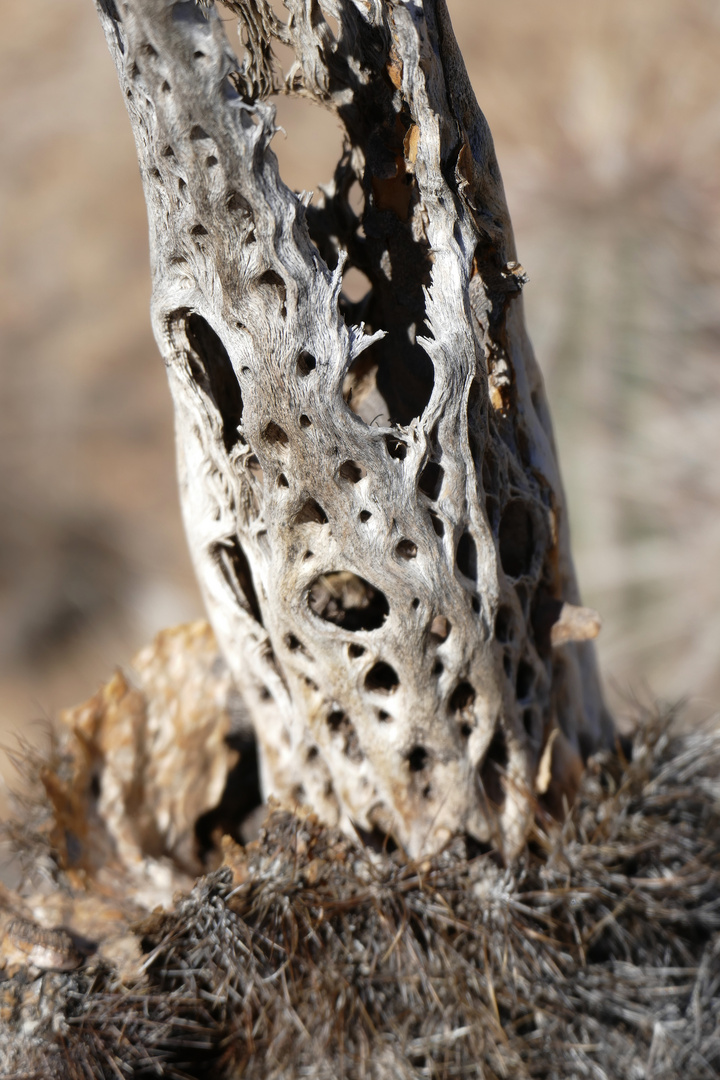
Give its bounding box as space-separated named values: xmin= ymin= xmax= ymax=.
xmin=396 ymin=539 xmax=417 ymax=560
xmin=429 ymin=615 xmax=450 ymax=641
xmin=277 ymin=473 xmax=289 ymax=487
xmin=359 ymin=510 xmax=372 ymax=522
xmin=385 ymin=435 xmax=407 ymax=460
xmin=365 ymin=662 xmax=399 ymax=694
xmin=411 ymin=597 xmax=420 ymax=610
xmin=377 ymin=709 xmax=391 ymax=722
xmin=294 ymin=499 xmax=328 ymax=524
xmin=206 ymin=155 xmax=218 ymax=167
xmin=449 ymin=681 xmax=475 ymax=714
xmin=408 ymin=746 xmax=428 ymax=772
xmin=299 ymin=414 xmax=312 ymax=428
xmin=348 ymin=643 xmax=366 ymax=659
xmin=432 ymin=660 xmax=444 ymax=676
xmin=262 ymin=421 xmax=289 ymax=445
xmin=339 ymin=460 xmax=366 ymax=483
xmin=297 ymin=351 xmax=317 ymax=376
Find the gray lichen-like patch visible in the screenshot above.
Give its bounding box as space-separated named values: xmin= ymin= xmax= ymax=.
xmin=93 ymin=0 xmax=612 ymax=856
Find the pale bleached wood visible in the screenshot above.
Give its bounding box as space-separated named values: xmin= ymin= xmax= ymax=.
xmin=94 ymin=0 xmax=612 ymax=857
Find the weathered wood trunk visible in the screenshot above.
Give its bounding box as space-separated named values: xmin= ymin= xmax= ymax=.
xmin=94 ymin=0 xmax=612 ymax=857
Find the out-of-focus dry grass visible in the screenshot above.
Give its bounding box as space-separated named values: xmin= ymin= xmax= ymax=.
xmin=1 ymin=0 xmax=718 ymax=809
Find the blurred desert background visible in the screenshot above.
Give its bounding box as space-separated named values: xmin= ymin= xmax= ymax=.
xmin=1 ymin=0 xmax=719 ymax=815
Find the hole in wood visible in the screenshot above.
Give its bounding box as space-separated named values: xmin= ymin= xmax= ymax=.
xmin=309 ymin=572 xmax=389 ymax=631
xmin=456 ymin=532 xmax=478 ymax=581
xmin=411 ymin=597 xmax=420 ymax=609
xmin=522 ymin=708 xmax=539 ymax=741
xmin=407 ymin=746 xmax=428 ymax=772
xmin=297 ymin=351 xmax=316 ymax=376
xmin=327 ymin=710 xmax=363 ymax=763
xmin=262 ymin=420 xmax=289 ymax=445
xmin=206 ymin=155 xmax=218 ymax=167
xmin=190 ymin=124 xmax=210 ymax=140
xmin=256 ymin=269 xmax=287 ymax=316
xmin=342 ymin=353 xmax=388 ymax=425
xmin=299 ymin=414 xmax=312 ymax=428
xmin=478 ymin=728 xmax=508 ymax=808
xmin=449 ymin=681 xmax=475 ymax=714
xmin=516 ymin=659 xmax=535 ymax=700
xmin=377 ymin=709 xmax=391 ymax=722
xmin=429 ymin=512 xmax=444 ymax=537
xmin=184 ymin=313 xmax=243 ymax=453
xmin=460 ymin=722 xmax=473 ymax=738
xmin=339 ymin=460 xmax=366 ymax=483
xmin=418 ymin=461 xmax=443 ymax=500
xmin=495 ymin=605 xmax=514 ymax=643
xmin=227 ymin=191 xmax=252 ymax=214
xmin=429 ymin=615 xmax=450 ymax=641
xmin=348 ymin=643 xmax=366 ymax=659
xmin=364 ymin=662 xmax=399 ymax=694
xmin=294 ymin=499 xmax=328 ymax=525
xmin=432 ymin=660 xmax=444 ymax=676
xmin=485 ymin=495 xmax=499 ymax=533
xmin=359 ymin=510 xmax=372 ymax=522
xmin=190 ymin=223 xmax=208 ymax=236
xmin=247 ymin=454 xmax=263 ymax=478
xmin=277 ymin=473 xmax=289 ymax=487
xmin=395 ymin=539 xmax=417 ymax=560
xmin=499 ymin=499 xmax=535 ymax=579
xmin=385 ymin=435 xmax=408 ymax=460
xmin=211 ymin=537 xmax=262 ymax=626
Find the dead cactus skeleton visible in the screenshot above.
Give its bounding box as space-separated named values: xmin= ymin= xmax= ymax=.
xmin=93 ymin=0 xmax=613 ymax=857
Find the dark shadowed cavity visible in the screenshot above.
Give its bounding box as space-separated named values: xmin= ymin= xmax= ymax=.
xmin=308 ymin=572 xmax=389 ymax=631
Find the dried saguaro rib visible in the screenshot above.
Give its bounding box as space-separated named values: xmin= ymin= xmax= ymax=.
xmin=94 ymin=0 xmax=612 ymax=857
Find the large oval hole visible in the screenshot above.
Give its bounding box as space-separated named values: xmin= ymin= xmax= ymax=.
xmin=456 ymin=532 xmax=478 ymax=582
xmin=185 ymin=313 xmax=243 ymax=453
xmin=499 ymin=500 xmax=535 ymax=578
xmin=210 ymin=537 xmax=262 ymax=626
xmin=308 ymin=572 xmax=389 ymax=631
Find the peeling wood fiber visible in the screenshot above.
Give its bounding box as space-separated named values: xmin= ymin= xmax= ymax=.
xmin=94 ymin=0 xmax=613 ymax=857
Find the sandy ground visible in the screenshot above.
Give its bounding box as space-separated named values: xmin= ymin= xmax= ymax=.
xmin=1 ymin=0 xmax=719 ymax=815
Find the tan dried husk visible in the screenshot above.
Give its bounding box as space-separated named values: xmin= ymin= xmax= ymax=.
xmin=1 ymin=680 xmax=719 ymax=1078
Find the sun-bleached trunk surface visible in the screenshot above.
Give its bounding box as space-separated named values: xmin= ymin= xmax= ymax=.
xmin=94 ymin=0 xmax=612 ymax=857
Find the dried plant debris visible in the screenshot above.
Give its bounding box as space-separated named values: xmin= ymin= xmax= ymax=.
xmin=2 ymin=709 xmax=719 ymax=1079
